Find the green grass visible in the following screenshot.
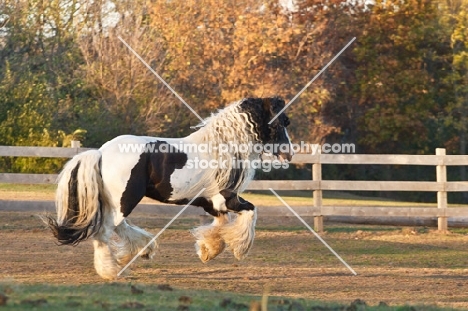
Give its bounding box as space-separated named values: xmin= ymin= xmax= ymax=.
xmin=0 ymin=184 xmax=445 ymax=207
xmin=0 ymin=183 xmax=56 ymax=192
xmin=0 ymin=282 xmax=456 ymax=311
xmin=242 ymin=190 xmax=439 ymax=207
xmin=323 ymin=225 xmax=402 ymax=234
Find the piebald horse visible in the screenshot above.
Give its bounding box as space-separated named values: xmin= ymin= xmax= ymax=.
xmin=46 ymin=97 xmax=293 ymax=280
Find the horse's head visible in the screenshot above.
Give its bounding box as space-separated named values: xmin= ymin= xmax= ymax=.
xmin=240 ymin=97 xmax=293 ymax=162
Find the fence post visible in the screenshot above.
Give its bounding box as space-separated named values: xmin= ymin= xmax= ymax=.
xmin=313 ymin=152 xmax=323 ymax=232
xmin=70 ymin=140 xmax=81 ymax=148
xmin=436 ymin=148 xmax=448 ymax=233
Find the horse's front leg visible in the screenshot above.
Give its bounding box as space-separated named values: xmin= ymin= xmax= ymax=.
xmin=219 ymin=190 xmax=257 ymax=260
xmin=188 ymin=197 xmax=229 ymax=263
xmin=189 ymin=191 xmax=257 ymax=262
xmin=210 ymin=192 xmax=228 ymax=212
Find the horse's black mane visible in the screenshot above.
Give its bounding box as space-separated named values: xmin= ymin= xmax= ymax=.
xmin=239 ymin=97 xmax=288 ymax=143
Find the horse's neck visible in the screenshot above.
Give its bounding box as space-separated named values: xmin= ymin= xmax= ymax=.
xmin=183 ymin=128 xmax=207 ymax=144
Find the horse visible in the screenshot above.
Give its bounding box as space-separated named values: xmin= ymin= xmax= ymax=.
xmin=45 ymin=97 xmax=293 ymax=280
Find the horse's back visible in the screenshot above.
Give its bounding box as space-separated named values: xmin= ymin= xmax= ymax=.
xmin=98 ymin=135 xmax=156 ymax=220
xmin=98 ymin=135 xmax=199 ymax=218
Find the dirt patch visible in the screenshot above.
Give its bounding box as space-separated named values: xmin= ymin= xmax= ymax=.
xmin=1 ymin=210 xmax=468 ymax=309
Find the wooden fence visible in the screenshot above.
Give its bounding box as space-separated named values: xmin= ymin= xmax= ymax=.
xmin=1 ymin=143 xmax=468 ymax=232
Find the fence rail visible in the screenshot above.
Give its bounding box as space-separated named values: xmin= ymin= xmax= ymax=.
xmin=1 ymin=144 xmax=467 ymax=232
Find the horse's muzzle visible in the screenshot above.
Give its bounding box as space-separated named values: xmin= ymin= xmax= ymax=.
xmin=278 ymin=152 xmax=293 ymax=162
xmin=274 ymin=141 xmax=294 ymax=163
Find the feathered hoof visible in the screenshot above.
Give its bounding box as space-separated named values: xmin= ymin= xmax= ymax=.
xmin=94 ymin=257 xmax=123 ymax=280
xmin=223 ymin=227 xmax=254 ymax=260
xmin=94 ymin=240 xmax=123 ymax=280
xmin=228 ymin=239 xmax=254 ymax=261
xmin=191 ymin=225 xmax=226 ymax=263
xmin=220 ymin=210 xmax=256 ymax=260
xmin=114 ymin=253 xmax=132 ymax=267
xmin=96 ymin=270 xmax=120 ymax=280
xmin=110 ymin=239 xmax=157 ymax=266
xmin=140 ymin=241 xmax=157 ymax=260
xmin=194 ymin=238 xmax=226 ymax=263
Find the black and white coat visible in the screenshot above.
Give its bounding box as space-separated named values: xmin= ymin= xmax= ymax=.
xmin=47 ymin=97 xmax=293 ymax=280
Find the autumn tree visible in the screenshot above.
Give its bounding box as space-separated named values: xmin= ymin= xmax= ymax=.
xmin=0 ymin=0 xmax=93 ymax=172
xmin=348 ymin=0 xmax=450 ymax=154
xmin=149 ymin=0 xmax=359 ymax=143
xmin=76 ymin=0 xmax=188 ymax=138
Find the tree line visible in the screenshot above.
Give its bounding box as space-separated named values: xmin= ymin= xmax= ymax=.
xmin=0 ymin=0 xmax=467 ymax=201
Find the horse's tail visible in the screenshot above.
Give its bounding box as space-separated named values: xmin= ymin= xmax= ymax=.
xmin=45 ymin=150 xmax=106 ymax=246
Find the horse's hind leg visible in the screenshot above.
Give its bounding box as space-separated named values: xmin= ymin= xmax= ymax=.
xmin=111 ymin=219 xmax=157 ymax=267
xmin=219 ymin=190 xmax=257 ymax=260
xmin=92 ymin=211 xmax=121 ymax=280
xmin=93 ymin=239 xmax=120 ymax=280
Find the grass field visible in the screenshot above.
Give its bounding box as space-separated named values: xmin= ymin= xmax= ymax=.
xmin=0 ymin=282 xmax=456 ymax=311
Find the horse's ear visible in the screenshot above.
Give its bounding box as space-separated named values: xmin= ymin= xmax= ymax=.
xmin=262 ymin=98 xmax=272 ymax=113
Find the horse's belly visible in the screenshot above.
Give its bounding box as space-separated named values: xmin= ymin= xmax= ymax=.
xmin=166 ymin=167 xmax=206 ymax=200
